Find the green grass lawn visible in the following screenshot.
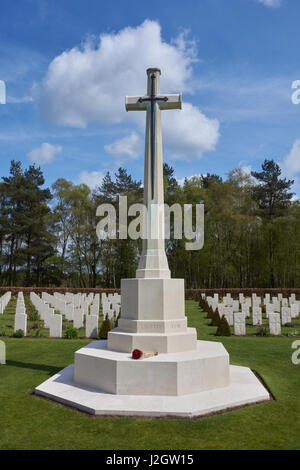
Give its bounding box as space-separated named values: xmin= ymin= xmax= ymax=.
xmin=0 ymin=300 xmax=299 ymax=450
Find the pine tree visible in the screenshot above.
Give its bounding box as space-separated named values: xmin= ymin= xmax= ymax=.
xmin=251 ymin=159 xmax=294 ymax=287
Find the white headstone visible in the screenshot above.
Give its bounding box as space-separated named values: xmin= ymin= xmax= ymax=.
xmin=49 ymin=314 xmax=62 ymax=338
xmin=65 ymin=303 xmax=74 ymax=321
xmin=14 ymin=313 xmax=27 ymax=336
xmin=252 ymin=306 xmax=262 ymax=326
xmin=73 ymin=308 xmax=84 ymax=329
xmin=291 ymin=303 xmax=299 ymax=319
xmin=224 ymin=307 xmax=234 ymax=326
xmin=90 ymin=304 xmax=99 ymax=316
xmin=269 ymin=313 xmax=281 ymax=335
xmin=281 ymin=307 xmax=291 ymax=326
xmin=0 ymin=340 xmax=5 ymax=364
xmin=234 ymin=313 xmax=246 ymax=336
xmin=272 ymin=300 xmax=280 ymax=313
xmin=242 ymin=303 xmax=250 ymax=318
xmin=86 ymin=315 xmax=98 ymax=339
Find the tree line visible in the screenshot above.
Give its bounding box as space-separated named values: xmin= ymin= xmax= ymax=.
xmin=0 ymin=158 xmax=297 ymax=289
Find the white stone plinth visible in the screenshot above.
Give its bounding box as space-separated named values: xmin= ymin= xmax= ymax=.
xmin=108 ymin=277 xmax=197 ymax=353
xmin=74 ymin=340 xmax=229 ymax=396
xmin=120 ymin=278 xmax=185 ymax=321
xmin=108 ymin=328 xmax=197 ymax=354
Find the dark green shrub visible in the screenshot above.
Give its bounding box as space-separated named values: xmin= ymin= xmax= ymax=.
xmin=210 ymin=308 xmax=221 ymax=326
xmin=216 ymin=315 xmax=231 ymax=336
xmin=64 ymin=327 xmax=79 ymax=339
xmin=13 ymin=329 xmax=24 ymax=338
xmin=99 ymin=314 xmax=112 ymax=339
xmin=207 ymin=306 xmax=215 ymax=319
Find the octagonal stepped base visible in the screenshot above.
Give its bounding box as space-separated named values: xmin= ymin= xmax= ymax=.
xmin=35 ymin=362 xmax=271 ymax=418
xmin=73 ymin=340 xmax=229 ymax=396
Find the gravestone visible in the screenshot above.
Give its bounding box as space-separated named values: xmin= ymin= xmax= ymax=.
xmin=224 ymin=307 xmax=234 ymax=326
xmin=272 ymin=300 xmax=280 ymax=313
xmin=289 ymin=294 xmax=296 ymax=304
xmin=86 ymin=315 xmax=98 ymax=339
xmin=234 ymin=313 xmax=246 ymax=336
xmin=49 ymin=314 xmax=62 ymax=338
xmin=73 ymin=308 xmax=84 ymax=329
xmin=252 ymin=306 xmax=262 ymax=326
xmin=90 ymin=304 xmax=99 ymax=316
xmin=281 ymin=307 xmax=291 ymax=326
xmin=0 ymin=340 xmax=5 ymax=364
xmin=269 ymin=313 xmax=281 ymax=336
xmin=242 ymin=303 xmax=250 ymax=318
xmin=291 ymin=303 xmax=299 ymax=319
xmin=14 ymin=313 xmax=27 ymax=336
xmin=65 ymin=303 xmax=74 ymax=321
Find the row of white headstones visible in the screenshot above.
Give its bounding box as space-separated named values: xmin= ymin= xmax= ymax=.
xmin=0 ymin=291 xmax=121 ymax=338
xmin=204 ymin=292 xmax=299 ymax=335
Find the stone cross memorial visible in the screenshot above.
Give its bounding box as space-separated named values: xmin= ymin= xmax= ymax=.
xmin=108 ymin=68 xmax=197 ymax=354
xmin=125 ymin=68 xmax=181 ymax=279
xmin=35 ymin=68 xmax=270 ymax=417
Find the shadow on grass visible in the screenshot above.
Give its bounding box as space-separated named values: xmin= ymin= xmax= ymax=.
xmin=6 ymin=360 xmax=61 ymax=375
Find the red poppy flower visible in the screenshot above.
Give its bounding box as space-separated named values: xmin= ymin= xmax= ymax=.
xmin=132 ymin=349 xmax=143 ymax=360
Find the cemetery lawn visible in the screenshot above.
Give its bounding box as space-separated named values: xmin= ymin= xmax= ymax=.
xmin=0 ymin=300 xmax=299 ymax=450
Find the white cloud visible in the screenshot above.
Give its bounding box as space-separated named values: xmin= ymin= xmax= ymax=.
xmin=27 ymin=142 xmax=62 ymax=165
xmin=104 ymin=132 xmax=143 ymax=160
xmin=37 ymin=20 xmax=196 ymax=128
xmin=256 ymin=0 xmax=282 ymax=7
xmin=78 ymin=170 xmax=105 ymax=189
xmin=282 ymin=140 xmax=300 ymax=177
xmin=37 ymin=20 xmax=219 ymax=161
xmin=163 ymin=102 xmax=219 ymax=159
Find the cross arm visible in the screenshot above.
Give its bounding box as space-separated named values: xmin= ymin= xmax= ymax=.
xmin=158 ymin=94 xmax=182 ymax=110
xmin=125 ymin=96 xmax=148 ymax=111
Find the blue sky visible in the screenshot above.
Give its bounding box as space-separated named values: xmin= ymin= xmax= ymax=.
xmin=1 ymin=0 xmax=300 ymax=193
